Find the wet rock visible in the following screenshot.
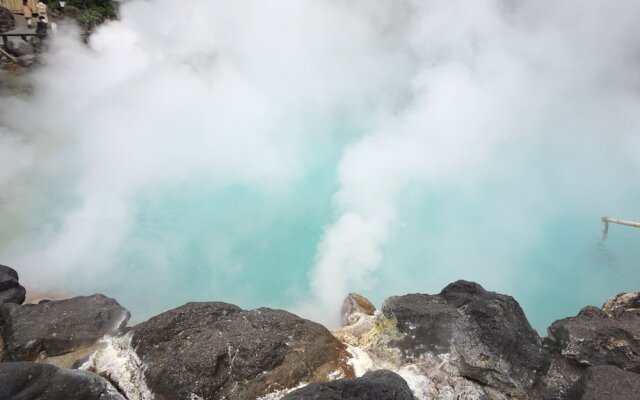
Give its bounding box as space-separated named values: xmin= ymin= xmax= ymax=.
xmin=382 ymin=280 xmax=549 ymax=397
xmin=7 ymin=38 xmax=34 ymax=57
xmin=341 ymin=293 xmax=377 ymax=326
xmin=547 ymin=293 xmax=640 ymax=373
xmin=565 ymin=365 xmax=640 ymax=400
xmin=0 ymin=361 xmax=125 ymax=400
xmin=0 ymin=294 xmax=130 ymax=362
xmin=131 ymin=302 xmax=352 ymax=400
xmin=282 ymin=369 xmax=414 ymax=400
xmin=0 ymin=265 xmax=25 ymax=304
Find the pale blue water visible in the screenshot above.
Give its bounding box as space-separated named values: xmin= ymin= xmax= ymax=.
xmin=48 ymin=133 xmax=640 ymax=333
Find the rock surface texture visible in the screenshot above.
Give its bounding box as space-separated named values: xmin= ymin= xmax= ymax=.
xmin=547 ymin=292 xmax=640 ymax=373
xmin=565 ymin=365 xmax=640 ymax=400
xmin=382 ymin=280 xmax=550 ymax=397
xmin=0 ymin=265 xmax=25 ymax=305
xmin=0 ymin=294 xmax=130 ymax=362
xmin=131 ymin=302 xmax=353 ymax=400
xmin=281 ymin=369 xmax=414 ymax=400
xmin=0 ymin=361 xmax=125 ymax=400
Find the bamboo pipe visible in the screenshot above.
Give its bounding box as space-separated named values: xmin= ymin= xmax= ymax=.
xmin=602 ymin=216 xmax=640 ymax=239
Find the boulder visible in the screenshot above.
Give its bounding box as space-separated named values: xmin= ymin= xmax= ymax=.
xmin=341 ymin=293 xmax=377 ymax=326
xmin=131 ymin=302 xmax=353 ymax=400
xmin=547 ymin=292 xmax=640 ymax=373
xmin=382 ymin=280 xmax=549 ymax=397
xmin=565 ymin=365 xmax=640 ymax=400
xmin=0 ymin=294 xmax=130 ymax=362
xmin=7 ymin=38 xmax=34 ymax=57
xmin=0 ymin=265 xmax=25 ymax=304
xmin=0 ymin=361 xmax=125 ymax=400
xmin=282 ymin=369 xmax=414 ymax=400
xmin=0 ymin=7 xmax=15 ymax=33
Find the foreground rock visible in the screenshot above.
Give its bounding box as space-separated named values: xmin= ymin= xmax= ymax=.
xmin=382 ymin=280 xmax=549 ymax=397
xmin=0 ymin=361 xmax=124 ymax=400
xmin=132 ymin=302 xmax=352 ymax=400
xmin=547 ymin=292 xmax=640 ymax=373
xmin=565 ymin=365 xmax=640 ymax=400
xmin=282 ymin=369 xmax=414 ymax=400
xmin=0 ymin=265 xmax=25 ymax=304
xmin=0 ymin=294 xmax=130 ymax=362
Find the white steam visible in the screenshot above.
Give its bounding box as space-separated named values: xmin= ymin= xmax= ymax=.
xmin=1 ymin=0 xmax=640 ymax=328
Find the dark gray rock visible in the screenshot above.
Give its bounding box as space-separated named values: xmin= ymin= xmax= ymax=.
xmin=382 ymin=280 xmax=549 ymax=397
xmin=0 ymin=294 xmax=130 ymax=361
xmin=282 ymin=369 xmax=414 ymax=400
xmin=547 ymin=297 xmax=640 ymax=373
xmin=7 ymin=38 xmax=34 ymax=57
xmin=131 ymin=302 xmax=353 ymax=400
xmin=565 ymin=365 xmax=640 ymax=400
xmin=0 ymin=7 xmax=15 ymax=33
xmin=0 ymin=265 xmax=25 ymax=304
xmin=0 ymin=361 xmax=124 ymax=400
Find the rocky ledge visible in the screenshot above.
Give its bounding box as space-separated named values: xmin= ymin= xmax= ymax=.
xmin=0 ymin=264 xmax=638 ymax=400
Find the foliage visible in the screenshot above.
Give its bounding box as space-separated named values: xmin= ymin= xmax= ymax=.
xmin=46 ymin=0 xmax=117 ymax=26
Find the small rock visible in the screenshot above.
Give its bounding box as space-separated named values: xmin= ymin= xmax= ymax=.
xmin=547 ymin=294 xmax=640 ymax=372
xmin=0 ymin=294 xmax=130 ymax=362
xmin=341 ymin=293 xmax=377 ymax=326
xmin=7 ymin=38 xmax=34 ymax=57
xmin=281 ymin=369 xmax=414 ymax=400
xmin=131 ymin=302 xmax=353 ymax=400
xmin=17 ymin=54 xmax=37 ymax=68
xmin=0 ymin=361 xmax=125 ymax=400
xmin=565 ymin=365 xmax=640 ymax=400
xmin=0 ymin=265 xmax=26 ymax=305
xmin=382 ymin=280 xmax=549 ymax=397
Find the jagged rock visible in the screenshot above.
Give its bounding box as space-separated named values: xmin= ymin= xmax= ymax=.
xmin=281 ymin=369 xmax=414 ymax=400
xmin=0 ymin=7 xmax=15 ymax=33
xmin=547 ymin=294 xmax=640 ymax=373
xmin=538 ymin=352 xmax=585 ymax=400
xmin=7 ymin=38 xmax=34 ymax=57
xmin=0 ymin=265 xmax=25 ymax=304
xmin=0 ymin=294 xmax=130 ymax=362
xmin=341 ymin=293 xmax=377 ymax=326
xmin=131 ymin=302 xmax=353 ymax=400
xmin=565 ymin=365 xmax=640 ymax=400
xmin=17 ymin=54 xmax=37 ymax=68
xmin=0 ymin=361 xmax=125 ymax=400
xmin=382 ymin=280 xmax=549 ymax=397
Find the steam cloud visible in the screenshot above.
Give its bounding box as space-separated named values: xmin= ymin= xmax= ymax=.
xmin=1 ymin=0 xmax=639 ymax=329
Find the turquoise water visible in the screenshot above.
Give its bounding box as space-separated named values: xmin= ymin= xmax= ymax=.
xmin=45 ymin=134 xmax=639 ymax=333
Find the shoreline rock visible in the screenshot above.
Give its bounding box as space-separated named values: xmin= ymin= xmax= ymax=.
xmin=0 ymin=264 xmax=639 ymax=399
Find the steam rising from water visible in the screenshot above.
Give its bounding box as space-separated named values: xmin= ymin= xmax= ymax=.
xmin=1 ymin=0 xmax=639 ymax=330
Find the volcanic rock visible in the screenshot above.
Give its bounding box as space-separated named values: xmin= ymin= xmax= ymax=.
xmin=131 ymin=302 xmax=353 ymax=400
xmin=0 ymin=294 xmax=130 ymax=362
xmin=381 ymin=280 xmax=549 ymax=397
xmin=0 ymin=7 xmax=15 ymax=33
xmin=281 ymin=369 xmax=414 ymax=400
xmin=341 ymin=293 xmax=377 ymax=326
xmin=6 ymin=38 xmax=33 ymax=57
xmin=17 ymin=54 xmax=37 ymax=68
xmin=0 ymin=361 xmax=125 ymax=400
xmin=565 ymin=365 xmax=640 ymax=400
xmin=0 ymin=265 xmax=25 ymax=304
xmin=547 ymin=292 xmax=640 ymax=373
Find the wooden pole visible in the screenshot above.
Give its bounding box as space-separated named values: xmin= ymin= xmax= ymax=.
xmin=602 ymin=216 xmax=640 ymax=239
xmin=0 ymin=46 xmax=18 ymax=64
